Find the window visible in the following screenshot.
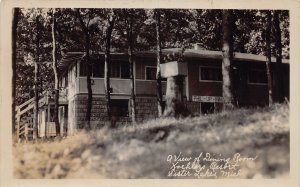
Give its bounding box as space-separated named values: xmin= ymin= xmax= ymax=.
xmin=201 ymin=102 xmax=214 ymax=114
xmin=111 ymin=99 xmax=129 ymax=117
xmin=200 ymin=67 xmax=222 ymax=82
xmin=110 ymin=61 xmax=121 ymax=78
xmin=92 ymin=61 xmax=104 ymax=78
xmin=80 ymin=60 xmax=129 ymax=79
xmin=145 ymin=66 xmax=167 ymax=81
xmin=120 ymin=63 xmax=130 ymax=79
xmin=65 ymin=74 xmax=68 ymax=87
xmin=146 ymin=67 xmax=157 ymax=80
xmin=80 ymin=61 xmax=87 ymax=76
xmin=248 ymin=69 xmax=267 ymax=84
xmin=46 ymin=107 xmax=55 ymax=122
xmin=110 ymin=61 xmax=130 ymax=79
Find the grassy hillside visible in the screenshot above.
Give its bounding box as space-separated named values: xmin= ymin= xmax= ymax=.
xmin=13 ymin=104 xmax=289 ymax=179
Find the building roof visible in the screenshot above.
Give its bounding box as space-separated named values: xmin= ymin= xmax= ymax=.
xmin=58 ymin=52 xmax=85 ymax=75
xmin=58 ymin=48 xmax=289 ymax=75
xmin=138 ymin=48 xmax=289 ymax=63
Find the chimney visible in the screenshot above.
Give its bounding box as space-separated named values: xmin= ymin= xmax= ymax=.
xmin=194 ymin=43 xmax=202 ymax=50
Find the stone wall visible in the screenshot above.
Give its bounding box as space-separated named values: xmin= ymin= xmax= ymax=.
xmin=135 ymin=97 xmax=158 ymax=123
xmin=186 ymin=101 xmax=200 ymax=115
xmin=72 ymin=95 xmax=159 ymax=129
xmin=74 ymin=95 xmax=108 ymax=128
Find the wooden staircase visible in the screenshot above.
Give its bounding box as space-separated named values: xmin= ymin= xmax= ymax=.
xmin=15 ymin=96 xmax=47 ymax=141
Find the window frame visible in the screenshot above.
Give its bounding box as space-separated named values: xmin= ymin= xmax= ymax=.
xmin=111 ymin=99 xmax=130 ymax=117
xmin=200 ymin=102 xmax=215 ymax=114
xmin=145 ymin=66 xmax=167 ymax=81
xmin=79 ymin=60 xmax=130 ymax=79
xmin=145 ymin=66 xmax=157 ymax=80
xmin=199 ymin=66 xmax=223 ymax=82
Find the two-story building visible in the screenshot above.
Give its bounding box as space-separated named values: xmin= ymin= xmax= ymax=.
xmin=15 ymin=46 xmax=289 ymax=138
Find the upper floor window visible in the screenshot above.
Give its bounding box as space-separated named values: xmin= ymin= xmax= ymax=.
xmin=248 ymin=69 xmax=267 ymax=84
xmin=93 ymin=61 xmax=104 ymax=78
xmin=145 ymin=66 xmax=167 ymax=81
xmin=199 ymin=66 xmax=222 ymax=82
xmin=146 ymin=66 xmax=157 ymax=80
xmin=111 ymin=61 xmax=130 ymax=79
xmin=80 ymin=60 xmax=130 ymax=79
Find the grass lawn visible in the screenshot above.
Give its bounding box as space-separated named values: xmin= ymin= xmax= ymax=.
xmin=13 ymin=104 xmax=289 ymax=179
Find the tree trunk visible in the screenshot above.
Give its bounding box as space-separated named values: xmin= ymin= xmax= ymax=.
xmin=85 ymin=30 xmax=92 ymax=130
xmin=155 ymin=9 xmax=164 ymax=116
xmin=12 ymin=8 xmax=19 ymax=138
xmin=163 ymin=76 xmax=187 ymax=117
xmin=274 ymin=10 xmax=284 ymax=103
xmin=127 ymin=11 xmax=136 ymax=123
xmin=265 ymin=11 xmax=273 ymax=106
xmin=33 ymin=15 xmax=41 ymax=139
xmin=52 ymin=8 xmax=60 ymax=136
xmin=76 ymin=9 xmax=92 ymax=129
xmin=221 ymin=10 xmax=235 ymax=110
xmin=104 ymin=12 xmax=115 ymax=127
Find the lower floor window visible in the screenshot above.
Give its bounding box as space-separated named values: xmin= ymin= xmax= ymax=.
xmin=201 ymin=102 xmax=215 ymax=114
xmin=200 ymin=102 xmax=223 ymax=114
xmin=111 ymin=99 xmax=129 ymax=117
xmin=45 ymin=107 xmax=55 ymax=122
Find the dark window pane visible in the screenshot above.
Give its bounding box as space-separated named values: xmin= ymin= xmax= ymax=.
xmin=201 ymin=102 xmax=214 ymax=114
xmin=93 ymin=61 xmax=104 ymax=78
xmin=49 ymin=107 xmax=55 ymax=122
xmin=111 ymin=99 xmax=129 ymax=117
xmin=79 ymin=61 xmax=87 ymax=76
xmin=111 ymin=61 xmax=120 ymax=78
xmin=146 ymin=67 xmax=167 ymax=81
xmin=121 ymin=62 xmax=130 ymax=79
xmin=65 ymin=74 xmax=68 ymax=87
xmin=146 ymin=67 xmax=156 ymax=80
xmin=200 ymin=67 xmax=222 ymax=81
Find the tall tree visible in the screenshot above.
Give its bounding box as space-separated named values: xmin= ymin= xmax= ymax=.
xmin=274 ymin=10 xmax=284 ymax=103
xmin=265 ymin=10 xmax=273 ymax=106
xmin=76 ymin=9 xmax=93 ymax=129
xmin=221 ymin=10 xmax=235 ymax=110
xmin=52 ymin=8 xmax=60 ymax=136
xmin=104 ymin=10 xmax=116 ymax=127
xmin=190 ymin=10 xmax=223 ymax=50
xmin=16 ymin=9 xmax=54 ymax=107
xmin=155 ymin=9 xmax=164 ymax=116
xmin=33 ymin=15 xmax=42 ymax=139
xmin=124 ymin=9 xmax=136 ymax=123
xmin=12 ymin=8 xmax=20 ymax=137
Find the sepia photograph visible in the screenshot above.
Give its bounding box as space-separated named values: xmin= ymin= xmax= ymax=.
xmin=0 ymin=0 xmax=299 ymax=186
xmin=10 ymin=7 xmax=291 ymax=179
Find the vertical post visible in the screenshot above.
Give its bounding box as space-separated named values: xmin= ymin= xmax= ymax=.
xmin=47 ymin=103 xmax=50 ymax=138
xmin=265 ymin=11 xmax=273 ymax=106
xmin=155 ymin=9 xmax=164 ymax=117
xmin=33 ymin=15 xmax=41 ymax=140
xmin=25 ymin=122 xmax=28 ymax=142
xmin=274 ymin=10 xmax=284 ymax=103
xmin=33 ymin=61 xmax=39 ymax=139
xmin=12 ymin=8 xmax=19 ymax=139
xmin=52 ymin=8 xmax=60 ymax=136
xmin=127 ymin=10 xmax=136 ymax=124
xmin=16 ymin=108 xmax=20 ymax=141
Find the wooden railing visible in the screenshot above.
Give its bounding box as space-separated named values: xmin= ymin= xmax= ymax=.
xmin=15 ymin=90 xmax=67 ymax=141
xmin=18 ymin=116 xmax=34 ymax=141
xmin=15 ymin=94 xmax=47 ymax=141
